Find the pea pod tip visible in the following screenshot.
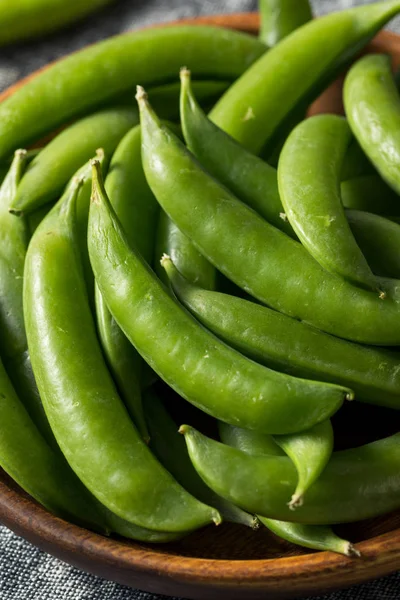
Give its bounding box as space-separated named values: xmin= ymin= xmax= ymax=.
xmin=288 ymin=493 xmax=303 ymax=511
xmin=135 ymin=85 xmax=148 ymax=104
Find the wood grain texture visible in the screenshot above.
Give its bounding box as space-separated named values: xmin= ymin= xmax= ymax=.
xmin=0 ymin=12 xmax=399 ymax=600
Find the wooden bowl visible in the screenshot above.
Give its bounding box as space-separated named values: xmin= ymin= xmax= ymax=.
xmin=0 ymin=12 xmax=399 ymax=600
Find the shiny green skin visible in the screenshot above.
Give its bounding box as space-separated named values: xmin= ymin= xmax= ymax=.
xmin=25 ymin=178 xmax=218 ymax=533
xmin=155 ymin=211 xmax=217 ymax=290
xmin=344 ymin=54 xmax=400 ymax=197
xmin=259 ymin=0 xmax=312 ymax=46
xmin=0 ymin=151 xmax=54 ymax=445
xmin=341 ymin=175 xmax=400 ymax=216
xmin=259 ymin=518 xmax=357 ymax=557
xmin=12 ymin=108 xmax=139 ymax=215
xmin=144 ymin=388 xmax=257 ymax=529
xmin=89 ymin=161 xmax=347 ymax=435
xmin=96 ymin=124 xmax=160 ymax=441
xmin=182 ymin=426 xmax=400 ymax=524
xmin=0 ymin=26 xmax=265 ymax=160
xmin=164 ymin=260 xmax=400 ymax=409
xmin=0 ymin=0 xmax=114 ymax=46
xmin=141 ymin=93 xmax=400 ymax=345
xmin=278 ymin=115 xmax=376 ymax=292
xmin=274 ymin=421 xmax=334 ymax=509
xmin=181 ymin=72 xmax=400 ymax=283
xmin=210 ymin=1 xmax=400 ymax=153
xmin=220 ymin=424 xmax=357 ymax=556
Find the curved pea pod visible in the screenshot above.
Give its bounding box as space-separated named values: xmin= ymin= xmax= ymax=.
xmin=89 ymin=160 xmax=348 ymax=435
xmin=259 ymin=0 xmax=312 ymax=47
xmin=210 ymin=1 xmax=400 ymax=153
xmin=341 ymin=175 xmax=400 ymax=216
xmin=0 ymin=150 xmax=54 ymax=445
xmin=155 ymin=211 xmax=217 ymax=290
xmin=274 ymin=421 xmax=334 ymax=509
xmin=259 ymin=518 xmax=360 ymax=557
xmin=344 ymin=53 xmax=400 ymax=197
xmin=144 ymin=388 xmax=257 ymax=529
xmin=0 ymin=26 xmax=265 ymax=160
xmin=278 ymin=115 xmax=378 ymax=293
xmin=140 ymin=88 xmax=400 ymax=346
xmin=219 ymin=423 xmax=360 ymax=557
xmin=181 ymin=426 xmax=400 ymax=524
xmin=25 ymin=176 xmax=219 ymax=533
xmin=163 ymin=257 xmax=400 ymax=410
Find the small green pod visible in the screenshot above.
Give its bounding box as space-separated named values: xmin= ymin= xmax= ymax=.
xmin=89 ymin=160 xmax=348 ymax=435
xmin=155 ymin=211 xmax=217 ymax=290
xmin=144 ymin=388 xmax=257 ymax=529
xmin=162 ymin=257 xmax=400 ymax=409
xmin=344 ymin=54 xmax=400 ymax=197
xmin=274 ymin=421 xmax=334 ymax=509
xmin=278 ymin=115 xmax=378 ymax=293
xmin=259 ymin=0 xmax=312 ymax=47
xmin=210 ymin=1 xmax=400 ymax=153
xmin=25 ymin=176 xmax=219 ymax=533
xmin=181 ymin=426 xmax=400 ymax=524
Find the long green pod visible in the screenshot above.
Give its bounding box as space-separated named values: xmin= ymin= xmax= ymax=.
xmin=89 ymin=160 xmax=348 ymax=435
xmin=181 ymin=426 xmax=400 ymax=524
xmin=278 ymin=115 xmax=377 ymax=293
xmin=0 ymin=0 xmax=114 ymax=46
xmin=140 ymin=88 xmax=400 ymax=345
xmin=25 ymin=176 xmax=218 ymax=533
xmin=259 ymin=0 xmax=312 ymax=47
xmin=155 ymin=211 xmax=217 ymax=290
xmin=274 ymin=421 xmax=334 ymax=510
xmin=0 ymin=26 xmax=265 ymax=160
xmin=162 ymin=257 xmax=400 ymax=409
xmin=344 ymin=53 xmax=400 ymax=197
xmin=210 ymin=1 xmax=400 ymax=153
xmin=144 ymin=388 xmax=257 ymax=529
xmin=219 ymin=423 xmax=359 ymax=557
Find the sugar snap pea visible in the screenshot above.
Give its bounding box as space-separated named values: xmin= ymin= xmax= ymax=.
xmin=181 ymin=426 xmax=400 ymax=524
xmin=143 ymin=388 xmax=257 ymax=528
xmin=0 ymin=0 xmax=114 ymax=46
xmin=89 ymin=159 xmax=348 ymax=435
xmin=140 ymin=88 xmax=400 ymax=345
xmin=278 ymin=115 xmax=378 ymax=293
xmin=274 ymin=421 xmax=334 ymax=509
xmin=25 ymin=175 xmax=218 ymax=533
xmin=0 ymin=26 xmax=265 ymax=160
xmin=344 ymin=53 xmax=400 ymax=197
xmin=163 ymin=257 xmax=400 ymax=409
xmin=209 ymin=1 xmax=400 ymax=153
xmin=259 ymin=0 xmax=312 ymax=47
xmin=341 ymin=175 xmax=400 ymax=216
xmin=219 ymin=423 xmax=359 ymax=557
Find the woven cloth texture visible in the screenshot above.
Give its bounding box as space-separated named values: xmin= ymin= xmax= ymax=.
xmin=0 ymin=0 xmax=399 ymax=598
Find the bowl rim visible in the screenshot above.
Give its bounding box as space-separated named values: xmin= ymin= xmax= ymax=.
xmin=0 ymin=12 xmax=399 ymax=599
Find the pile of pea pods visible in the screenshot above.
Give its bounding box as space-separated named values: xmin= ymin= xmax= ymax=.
xmin=0 ymin=0 xmax=400 ymax=558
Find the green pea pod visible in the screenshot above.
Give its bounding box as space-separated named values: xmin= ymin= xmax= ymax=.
xmin=259 ymin=518 xmax=360 ymax=557
xmin=210 ymin=1 xmax=400 ymax=153
xmin=340 ymin=140 xmax=374 ymax=182
xmin=0 ymin=0 xmax=114 ymax=46
xmin=162 ymin=256 xmax=400 ymax=410
xmin=341 ymin=175 xmax=400 ymax=216
xmin=181 ymin=425 xmax=400 ymax=524
xmin=155 ymin=211 xmax=217 ymax=290
xmin=278 ymin=115 xmax=378 ymax=293
xmin=143 ymin=388 xmax=257 ymax=529
xmin=259 ymin=0 xmax=312 ymax=46
xmin=274 ymin=421 xmax=334 ymax=510
xmin=0 ymin=26 xmax=265 ymax=160
xmin=219 ymin=423 xmax=359 ymax=557
xmin=25 ymin=175 xmax=219 ymax=533
xmin=344 ymin=54 xmax=400 ymax=197
xmin=89 ymin=160 xmax=348 ymax=435
xmin=140 ymin=86 xmax=400 ymax=345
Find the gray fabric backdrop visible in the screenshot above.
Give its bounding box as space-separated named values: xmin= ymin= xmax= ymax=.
xmin=0 ymin=1 xmax=399 ymax=598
